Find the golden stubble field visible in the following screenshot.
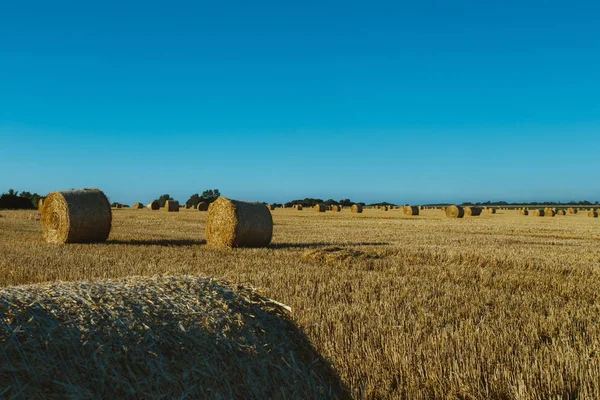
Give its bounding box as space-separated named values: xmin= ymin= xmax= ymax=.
xmin=1 ymin=207 xmax=599 ymax=399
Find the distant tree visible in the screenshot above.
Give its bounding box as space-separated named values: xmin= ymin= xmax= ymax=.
xmin=200 ymin=189 xmax=221 ymax=203
xmin=0 ymin=190 xmax=35 ymax=210
xmin=186 ymin=193 xmax=202 ymax=208
xmin=156 ymin=194 xmax=173 ymax=207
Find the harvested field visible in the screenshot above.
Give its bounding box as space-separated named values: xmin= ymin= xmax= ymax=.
xmin=0 ymin=208 xmax=599 ymax=399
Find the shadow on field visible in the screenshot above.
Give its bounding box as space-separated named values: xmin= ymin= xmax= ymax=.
xmin=107 ymin=239 xmax=206 ymax=246
xmin=270 ymin=241 xmax=391 ymax=249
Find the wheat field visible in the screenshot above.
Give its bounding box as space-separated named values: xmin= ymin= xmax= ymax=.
xmin=1 ymin=207 xmax=599 ymax=399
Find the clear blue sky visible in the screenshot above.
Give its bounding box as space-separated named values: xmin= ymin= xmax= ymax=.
xmin=1 ymin=1 xmax=599 ymax=205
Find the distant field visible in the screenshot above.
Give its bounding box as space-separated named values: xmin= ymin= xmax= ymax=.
xmin=1 ymin=208 xmax=599 ymax=399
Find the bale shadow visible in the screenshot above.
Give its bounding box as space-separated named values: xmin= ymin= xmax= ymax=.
xmin=270 ymin=241 xmax=391 ymax=249
xmin=106 ymin=239 xmax=206 ymax=247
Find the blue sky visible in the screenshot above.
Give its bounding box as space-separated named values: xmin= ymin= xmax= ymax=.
xmin=1 ymin=1 xmax=599 ymax=205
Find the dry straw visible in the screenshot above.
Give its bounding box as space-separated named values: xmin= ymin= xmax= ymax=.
xmin=545 ymin=209 xmax=556 ymax=217
xmin=464 ymin=206 xmax=482 ymax=217
xmin=206 ymin=197 xmax=273 ymax=248
xmin=532 ymin=209 xmax=545 ymax=217
xmin=556 ymin=210 xmax=566 ymax=216
xmin=197 ymin=201 xmax=209 ymax=211
xmin=133 ymin=202 xmax=143 ymax=210
xmin=314 ymin=204 xmax=326 ymax=212
xmin=404 ymin=206 xmax=419 ymax=216
xmin=0 ymin=275 xmax=343 ymax=399
xmin=589 ymin=209 xmax=598 ymax=218
xmin=568 ymin=207 xmax=578 ymax=214
xmin=165 ymin=200 xmax=179 ymax=212
xmin=41 ymin=189 xmax=111 ymax=244
xmin=37 ymin=198 xmax=44 ymax=213
xmin=381 ymin=205 xmax=388 ymax=211
xmin=445 ymin=205 xmax=464 ymax=218
xmin=488 ymin=208 xmax=496 ymax=214
xmin=294 ymin=204 xmax=303 ymax=211
xmin=331 ymin=205 xmax=341 ymax=212
xmin=520 ymin=209 xmax=529 ymax=216
xmin=267 ymin=204 xmax=275 ymax=211
xmin=351 ymin=204 xmax=363 ymax=213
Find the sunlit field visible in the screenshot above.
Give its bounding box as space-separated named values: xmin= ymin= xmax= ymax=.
xmin=1 ymin=207 xmax=599 ymax=399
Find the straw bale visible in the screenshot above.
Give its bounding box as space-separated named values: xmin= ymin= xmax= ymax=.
xmin=147 ymin=200 xmax=160 ymax=210
xmin=445 ymin=205 xmax=464 ymax=218
xmin=532 ymin=209 xmax=545 ymax=217
xmin=197 ymin=201 xmax=209 ymax=211
xmin=488 ymin=208 xmax=496 ymax=214
xmin=133 ymin=202 xmax=144 ymax=210
xmin=403 ymin=206 xmax=419 ymax=216
xmin=165 ymin=200 xmax=179 ymax=212
xmin=206 ymin=197 xmax=273 ymax=248
xmin=351 ymin=204 xmax=363 ymax=213
xmin=41 ymin=189 xmax=111 ymax=244
xmin=463 ymin=206 xmax=482 ymax=216
xmin=519 ymin=209 xmax=529 ymax=216
xmin=331 ymin=205 xmax=341 ymax=212
xmin=314 ymin=204 xmax=326 ymax=212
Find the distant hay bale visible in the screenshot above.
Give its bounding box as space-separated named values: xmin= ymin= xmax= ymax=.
xmin=404 ymin=206 xmax=419 ymax=216
xmin=0 ymin=276 xmax=342 ymax=399
xmin=381 ymin=205 xmax=388 ymax=211
xmin=351 ymin=204 xmax=363 ymax=213
xmin=556 ymin=210 xmax=566 ymax=216
xmin=519 ymin=209 xmax=529 ymax=216
xmin=532 ymin=209 xmax=545 ymax=217
xmin=445 ymin=205 xmax=464 ymax=218
xmin=568 ymin=207 xmax=577 ymax=214
xmin=37 ymin=198 xmax=44 ymax=213
xmin=314 ymin=204 xmax=326 ymax=212
xmin=41 ymin=189 xmax=111 ymax=244
xmin=464 ymin=206 xmax=482 ymax=217
xmin=206 ymin=197 xmax=273 ymax=248
xmin=197 ymin=201 xmax=209 ymax=211
xmin=418 ymin=206 xmax=423 ymax=210
xmin=487 ymin=208 xmax=496 ymax=214
xmin=266 ymin=204 xmax=275 ymax=211
xmin=165 ymin=200 xmax=179 ymax=212
xmin=441 ymin=207 xmax=446 ymax=212
xmin=293 ymin=204 xmax=303 ymax=211
xmin=115 ymin=203 xmax=122 ymax=209
xmin=589 ymin=210 xmax=598 ymax=218
xmin=331 ymin=205 xmax=341 ymax=212
xmin=133 ymin=202 xmax=143 ymax=210
xmin=147 ymin=200 xmax=160 ymax=210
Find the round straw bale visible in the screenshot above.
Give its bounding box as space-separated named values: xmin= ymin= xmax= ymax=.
xmin=487 ymin=208 xmax=496 ymax=214
xmin=37 ymin=198 xmax=44 ymax=213
xmin=381 ymin=205 xmax=388 ymax=211
xmin=41 ymin=189 xmax=111 ymax=244
xmin=294 ymin=204 xmax=303 ymax=210
xmin=532 ymin=209 xmax=544 ymax=217
xmin=331 ymin=205 xmax=341 ymax=212
xmin=197 ymin=201 xmax=209 ymax=211
xmin=266 ymin=204 xmax=275 ymax=211
xmin=463 ymin=206 xmax=482 ymax=216
xmin=133 ymin=202 xmax=143 ymax=210
xmin=314 ymin=204 xmax=326 ymax=212
xmin=404 ymin=206 xmax=419 ymax=216
xmin=568 ymin=207 xmax=577 ymax=214
xmin=519 ymin=209 xmax=529 ymax=216
xmin=418 ymin=206 xmax=423 ymax=210
xmin=351 ymin=204 xmax=363 ymax=213
xmin=556 ymin=210 xmax=566 ymax=216
xmin=165 ymin=200 xmax=179 ymax=212
xmin=146 ymin=200 xmax=160 ymax=210
xmin=589 ymin=210 xmax=598 ymax=218
xmin=445 ymin=205 xmax=464 ymax=218
xmin=206 ymin=197 xmax=273 ymax=248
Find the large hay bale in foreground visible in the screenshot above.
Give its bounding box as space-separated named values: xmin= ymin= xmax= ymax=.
xmin=133 ymin=202 xmax=143 ymax=210
xmin=445 ymin=205 xmax=464 ymax=218
xmin=520 ymin=209 xmax=529 ymax=216
xmin=404 ymin=206 xmax=419 ymax=216
xmin=206 ymin=197 xmax=273 ymax=248
xmin=0 ymin=276 xmax=344 ymax=399
xmin=351 ymin=204 xmax=363 ymax=213
xmin=147 ymin=200 xmax=160 ymax=210
xmin=464 ymin=206 xmax=482 ymax=217
xmin=197 ymin=201 xmax=209 ymax=211
xmin=165 ymin=200 xmax=179 ymax=212
xmin=532 ymin=209 xmax=545 ymax=217
xmin=41 ymin=189 xmax=111 ymax=244
xmin=314 ymin=204 xmax=326 ymax=212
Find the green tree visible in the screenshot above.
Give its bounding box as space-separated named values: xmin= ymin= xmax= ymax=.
xmin=156 ymin=194 xmax=173 ymax=207
xmin=200 ymin=189 xmax=220 ymax=203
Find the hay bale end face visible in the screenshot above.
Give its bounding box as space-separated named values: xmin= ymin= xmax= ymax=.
xmin=41 ymin=189 xmax=112 ymax=244
xmin=165 ymin=200 xmax=179 ymax=212
xmin=487 ymin=208 xmax=496 ymax=214
xmin=445 ymin=205 xmax=464 ymax=218
xmin=520 ymin=209 xmax=529 ymax=216
xmin=545 ymin=209 xmax=556 ymax=217
xmin=0 ymin=276 xmax=343 ymax=399
xmin=314 ymin=204 xmax=326 ymax=212
xmin=556 ymin=210 xmax=566 ymax=216
xmin=331 ymin=205 xmax=341 ymax=212
xmin=206 ymin=197 xmax=273 ymax=248
xmin=532 ymin=209 xmax=545 ymax=217
xmin=351 ymin=204 xmax=363 ymax=213
xmin=463 ymin=206 xmax=482 ymax=217
xmin=293 ymin=204 xmax=303 ymax=211
xmin=147 ymin=201 xmax=160 ymax=210
xmin=568 ymin=207 xmax=578 ymax=214
xmin=404 ymin=206 xmax=419 ymax=216
xmin=197 ymin=202 xmax=209 ymax=211
xmin=589 ymin=211 xmax=598 ymax=218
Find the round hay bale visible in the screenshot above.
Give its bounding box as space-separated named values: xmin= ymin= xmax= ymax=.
xmin=589 ymin=211 xmax=598 ymax=218
xmin=115 ymin=203 xmax=122 ymax=209
xmin=0 ymin=276 xmax=343 ymax=399
xmin=544 ymin=208 xmax=555 ymax=217
xmin=206 ymin=197 xmax=273 ymax=248
xmin=532 ymin=209 xmax=544 ymax=217
xmin=146 ymin=200 xmax=160 ymax=210
xmin=556 ymin=210 xmax=566 ymax=216
xmin=331 ymin=205 xmax=341 ymax=212
xmin=445 ymin=205 xmax=464 ymax=218
xmin=519 ymin=209 xmax=529 ymax=216
xmin=381 ymin=205 xmax=388 ymax=211
xmin=197 ymin=201 xmax=209 ymax=211
xmin=266 ymin=204 xmax=275 ymax=211
xmin=37 ymin=198 xmax=44 ymax=213
xmin=314 ymin=204 xmax=326 ymax=212
xmin=133 ymin=202 xmax=143 ymax=210
xmin=294 ymin=204 xmax=303 ymax=211
xmin=41 ymin=189 xmax=111 ymax=244
xmin=404 ymin=206 xmax=419 ymax=216
xmin=487 ymin=208 xmax=496 ymax=214
xmin=418 ymin=206 xmax=423 ymax=210
xmin=351 ymin=204 xmax=363 ymax=213
xmin=165 ymin=200 xmax=179 ymax=212
xmin=568 ymin=207 xmax=577 ymax=214
xmin=463 ymin=206 xmax=482 ymax=217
